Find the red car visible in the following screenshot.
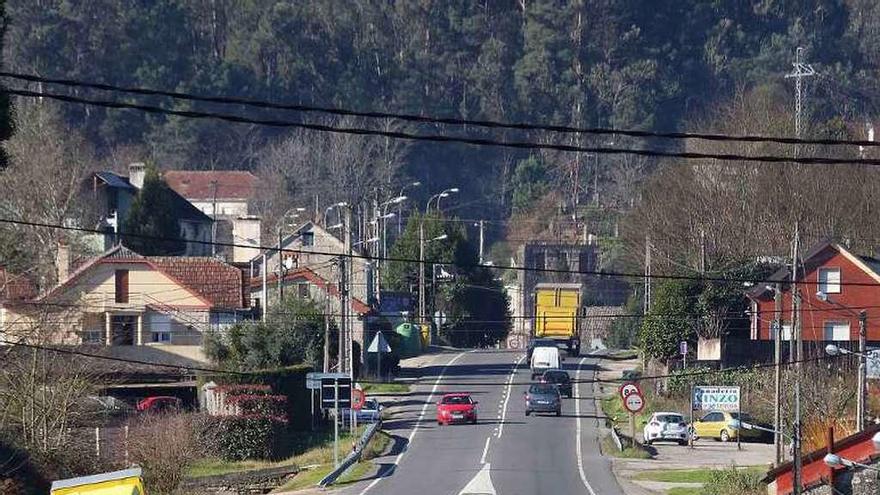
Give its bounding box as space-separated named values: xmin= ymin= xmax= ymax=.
xmin=136 ymin=396 xmax=182 ymax=414
xmin=436 ymin=393 xmax=478 ymax=425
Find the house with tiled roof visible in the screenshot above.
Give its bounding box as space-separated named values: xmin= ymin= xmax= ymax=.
xmin=163 ymin=170 xmax=263 ymax=263
xmin=1 ymin=245 xmax=251 ymax=363
xmin=748 ymin=241 xmax=880 ymax=346
xmin=85 ymin=163 xmax=213 ymax=256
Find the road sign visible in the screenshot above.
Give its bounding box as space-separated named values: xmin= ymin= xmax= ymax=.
xmin=307 ymin=372 xmax=348 ymax=390
xmin=367 ymin=331 xmax=392 ymax=353
xmin=352 ymin=389 xmax=366 ymax=411
xmin=619 ymin=382 xmax=642 ymax=400
xmin=680 ymin=341 xmax=688 ymax=355
xmin=866 ymin=350 xmax=880 ymax=379
xmin=624 ymin=392 xmax=645 ymax=413
xmin=692 ymin=386 xmax=740 ymax=412
xmin=321 ymin=376 xmax=352 ymax=409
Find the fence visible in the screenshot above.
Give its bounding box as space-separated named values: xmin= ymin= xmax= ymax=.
xmin=318 ymin=422 xmax=381 ymax=487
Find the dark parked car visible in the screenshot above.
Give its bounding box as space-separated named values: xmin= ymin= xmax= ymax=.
xmin=524 ymin=383 xmax=561 ymax=417
xmin=541 ymin=369 xmax=572 ymax=398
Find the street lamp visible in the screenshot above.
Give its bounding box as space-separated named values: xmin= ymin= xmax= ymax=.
xmin=419 ymin=188 xmax=458 ymax=345
xmin=818 ymin=290 xmax=869 ymax=432
xmin=324 ymin=201 xmax=348 ymax=229
xmin=436 ymin=187 xmax=460 ymax=211
xmin=824 ymin=453 xmax=880 ymax=473
xmin=397 ymin=181 xmax=421 ymax=236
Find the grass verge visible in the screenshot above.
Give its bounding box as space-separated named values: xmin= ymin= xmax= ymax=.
xmin=601 ymin=434 xmax=652 ymax=459
xmin=188 ymin=429 xmax=358 ymax=479
xmin=361 ymin=382 xmax=411 ymax=394
xmin=667 ymin=487 xmax=703 ymax=495
xmin=274 ymin=429 xmax=392 ymax=492
xmin=634 ymin=466 xmax=765 ymax=484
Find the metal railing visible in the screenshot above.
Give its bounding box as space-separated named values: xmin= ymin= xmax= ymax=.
xmin=317 ymin=422 xmax=381 ymax=487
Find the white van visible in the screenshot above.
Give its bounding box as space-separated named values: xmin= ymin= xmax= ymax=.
xmin=530 ymin=346 xmax=561 ymax=379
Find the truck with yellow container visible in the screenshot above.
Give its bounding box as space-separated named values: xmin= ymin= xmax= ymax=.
xmin=533 ymin=283 xmax=583 ymax=356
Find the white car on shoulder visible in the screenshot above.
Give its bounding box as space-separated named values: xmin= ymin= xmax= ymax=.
xmin=643 ymin=411 xmax=688 ymax=445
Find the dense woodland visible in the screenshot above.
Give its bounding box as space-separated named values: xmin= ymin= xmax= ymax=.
xmin=5 ymin=1 xmax=880 ymax=271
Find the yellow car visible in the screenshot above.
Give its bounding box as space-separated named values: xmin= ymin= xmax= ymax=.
xmin=51 ymin=467 xmax=145 ymax=495
xmin=691 ymin=411 xmax=763 ymax=442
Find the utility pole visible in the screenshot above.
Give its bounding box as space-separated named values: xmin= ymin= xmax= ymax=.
xmin=478 ymin=220 xmax=485 ymax=265
xmin=858 ymin=310 xmax=867 ymax=432
xmin=643 ymin=235 xmax=652 ymax=314
xmin=419 ymin=221 xmax=427 ymax=343
xmin=773 ymin=283 xmax=783 ymax=465
xmin=323 ymin=287 xmax=330 ymax=373
xmin=699 ymin=230 xmax=706 ymax=274
xmin=261 ymin=253 xmax=268 ymax=320
xmin=344 ymin=207 xmax=354 ymax=378
xmin=210 ymin=180 xmax=218 ymax=257
xmin=785 ymin=47 xmax=816 ymax=147
xmin=791 ymin=222 xmax=802 ymax=495
xmin=277 ymin=227 xmax=284 ymax=302
xmin=338 ymin=256 xmax=347 ymax=374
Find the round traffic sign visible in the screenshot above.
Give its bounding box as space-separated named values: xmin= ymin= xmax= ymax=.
xmin=352 ymin=389 xmax=366 ymax=411
xmin=619 ymin=382 xmax=642 ymax=400
xmin=624 ymin=392 xmax=645 ymax=413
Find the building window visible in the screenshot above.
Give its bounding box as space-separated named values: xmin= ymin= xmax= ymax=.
xmin=823 ymin=321 xmax=850 ymax=341
xmin=770 ymin=323 xmax=793 ymax=341
xmin=298 ymin=283 xmax=310 ymax=299
xmin=82 ymin=330 xmax=103 ymax=344
xmin=302 ymin=232 xmax=314 ymax=247
xmin=818 ymin=268 xmax=841 ymax=294
xmin=114 ymin=270 xmax=129 ymax=303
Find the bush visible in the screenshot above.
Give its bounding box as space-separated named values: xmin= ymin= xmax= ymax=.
xmin=213 ymin=416 xmax=288 ymax=461
xmin=128 ymin=413 xmax=209 ymax=495
xmin=703 ymin=467 xmax=764 ymax=495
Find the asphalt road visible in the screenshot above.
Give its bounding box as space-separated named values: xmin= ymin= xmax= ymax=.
xmin=336 ymin=348 xmax=624 ymax=495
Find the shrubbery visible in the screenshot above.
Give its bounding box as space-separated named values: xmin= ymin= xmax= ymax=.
xmin=213 ymin=416 xmax=288 ymax=461
xmin=703 ymin=467 xmax=764 ymax=495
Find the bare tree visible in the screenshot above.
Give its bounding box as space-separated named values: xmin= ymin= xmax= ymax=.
xmin=0 ymin=101 xmax=97 ymax=289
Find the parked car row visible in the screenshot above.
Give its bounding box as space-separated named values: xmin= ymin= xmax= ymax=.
xmin=643 ymin=410 xmax=768 ymax=445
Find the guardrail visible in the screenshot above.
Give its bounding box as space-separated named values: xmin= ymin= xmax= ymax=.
xmin=317 ymin=421 xmax=381 ymax=487
xmin=610 ymin=426 xmax=624 ymax=451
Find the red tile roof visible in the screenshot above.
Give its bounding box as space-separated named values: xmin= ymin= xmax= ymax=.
xmin=163 ymin=171 xmax=260 ymax=201
xmin=0 ymin=268 xmax=35 ymax=301
xmin=149 ymin=257 xmax=246 ymax=309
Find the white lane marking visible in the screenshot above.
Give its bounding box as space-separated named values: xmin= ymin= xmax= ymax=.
xmin=480 ymin=436 xmax=491 ymax=464
xmin=576 ymin=356 xmax=599 ymax=495
xmin=458 ymin=463 xmax=496 ymax=495
xmin=359 ymin=351 xmax=468 ymax=495
xmin=496 ymin=354 xmax=525 ymax=439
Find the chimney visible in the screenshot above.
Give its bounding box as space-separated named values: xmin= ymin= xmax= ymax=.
xmin=56 ymin=241 xmax=70 ymax=282
xmin=129 ymin=162 xmax=146 ymax=189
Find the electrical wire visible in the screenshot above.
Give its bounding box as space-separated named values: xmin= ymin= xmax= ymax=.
xmin=6 ymin=215 xmax=880 ymax=288
xmin=5 ymin=87 xmax=880 ymax=167
xmin=4 ymin=70 xmax=879 ymax=148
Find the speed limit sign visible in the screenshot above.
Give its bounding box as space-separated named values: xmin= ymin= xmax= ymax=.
xmin=624 ymin=392 xmax=645 ymax=413
xmin=619 ymin=382 xmax=642 ymax=400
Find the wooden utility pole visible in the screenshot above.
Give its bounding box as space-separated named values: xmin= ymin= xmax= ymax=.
xmin=791 ymin=222 xmax=803 ymax=495
xmin=858 ymin=311 xmax=867 ymax=431
xmin=643 ymin=235 xmax=651 ymax=313
xmin=774 ymin=282 xmax=784 ymax=465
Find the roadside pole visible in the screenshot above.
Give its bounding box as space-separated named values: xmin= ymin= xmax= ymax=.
xmin=737 ymin=386 xmax=742 ymax=451
xmin=630 ymin=412 xmax=637 ymax=449
xmin=689 ymin=386 xmax=695 ymax=449
xmin=858 ymin=311 xmax=867 ymax=432
xmin=334 ymin=379 xmax=339 ymax=468
xmin=773 ymin=282 xmax=783 ymax=465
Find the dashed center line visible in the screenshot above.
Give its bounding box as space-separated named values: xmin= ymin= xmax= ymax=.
xmin=496 ymin=354 xmax=525 ymax=439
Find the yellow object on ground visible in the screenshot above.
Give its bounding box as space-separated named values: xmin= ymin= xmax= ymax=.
xmin=50 ymin=467 xmax=145 ymax=495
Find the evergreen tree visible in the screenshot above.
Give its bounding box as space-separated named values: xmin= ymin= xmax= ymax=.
xmin=122 ymin=166 xmax=185 ymax=255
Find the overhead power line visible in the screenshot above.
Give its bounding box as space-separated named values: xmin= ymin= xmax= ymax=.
xmin=4 ymin=216 xmax=880 ymax=289
xmin=3 ymin=71 xmax=879 ymax=148
xmin=6 ymin=87 xmax=880 ymax=167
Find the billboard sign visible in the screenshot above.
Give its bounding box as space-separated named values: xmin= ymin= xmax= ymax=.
xmin=692 ymin=386 xmax=740 ymax=412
